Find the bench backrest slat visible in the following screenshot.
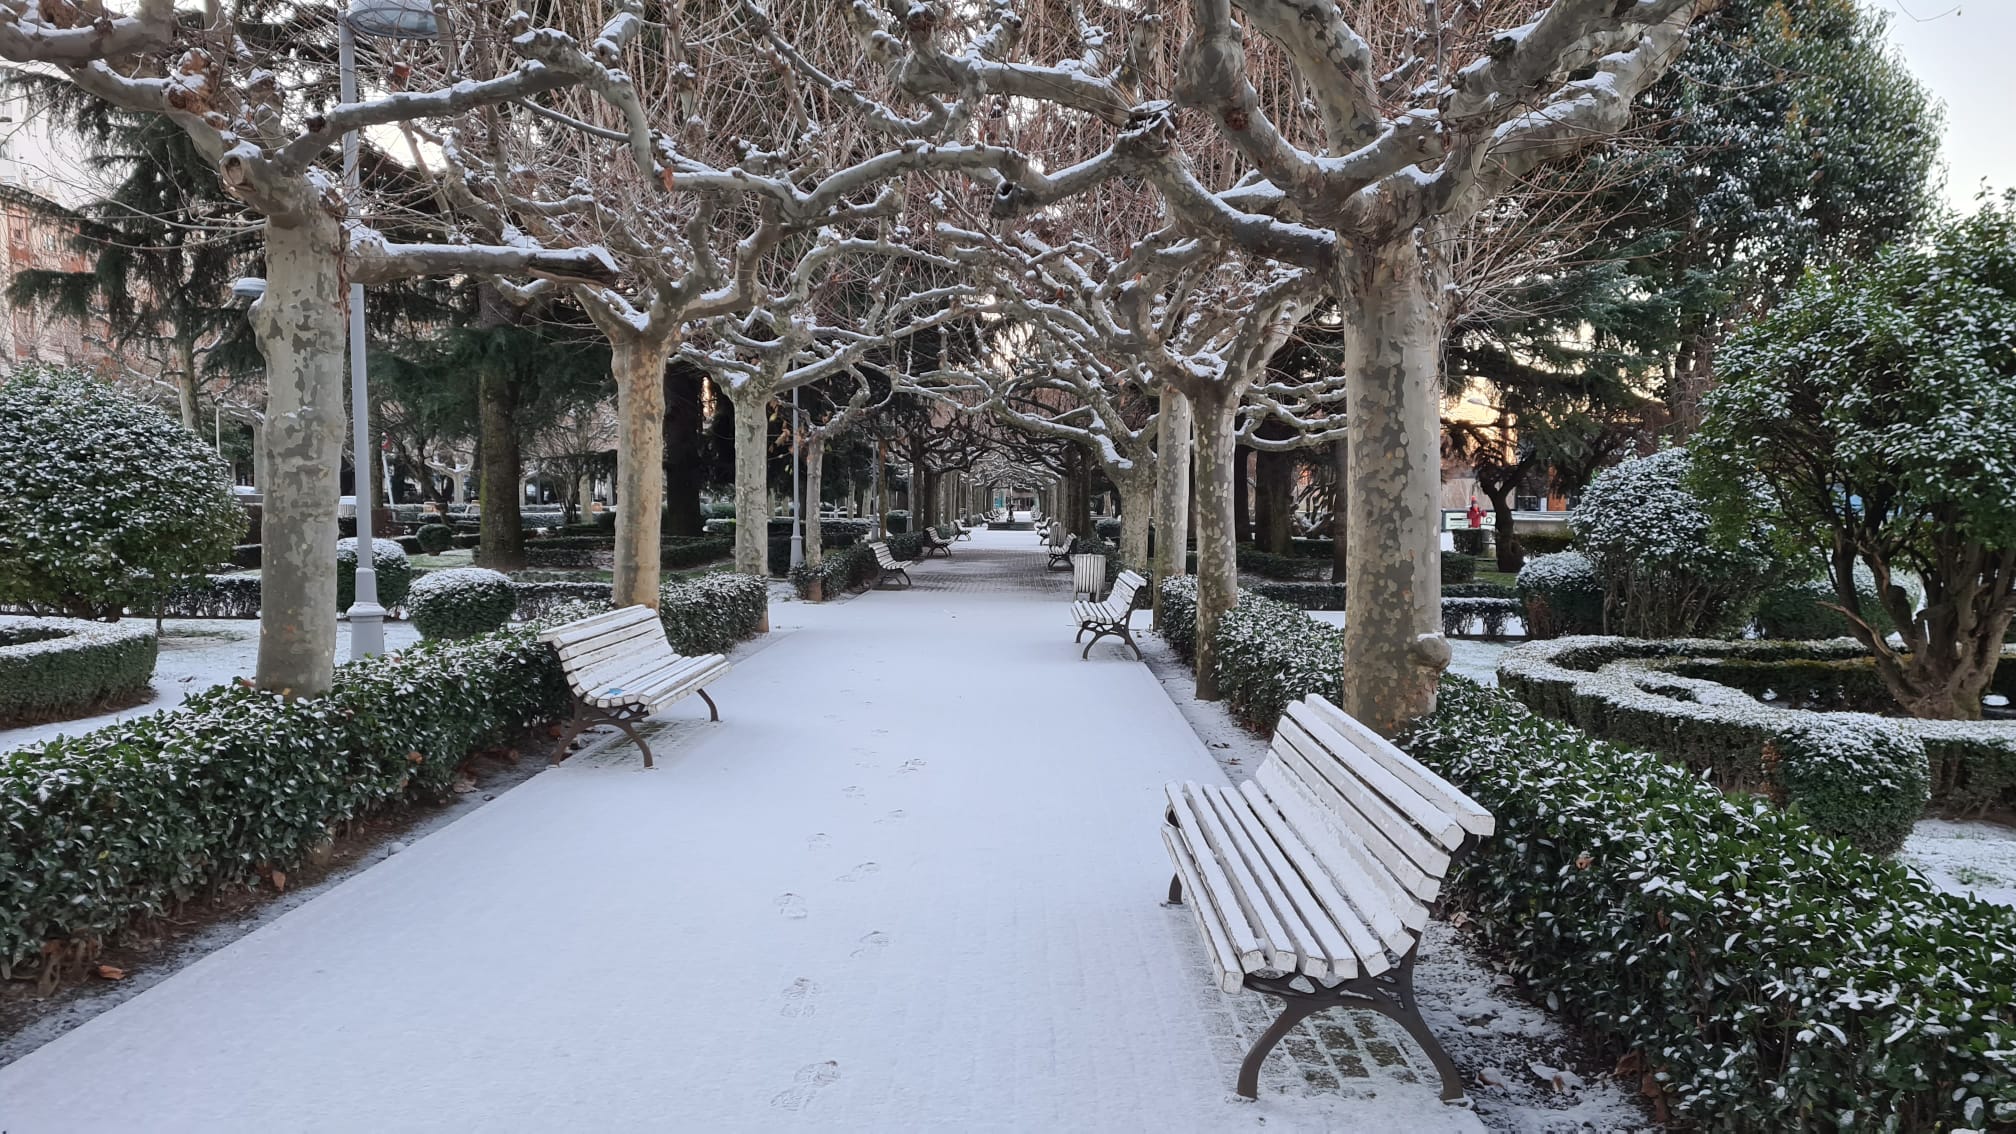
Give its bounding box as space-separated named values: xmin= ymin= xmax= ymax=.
xmin=538 ymin=603 xmax=657 ymax=648
xmin=1271 ymin=719 xmax=1446 ymax=902
xmin=1300 ymin=696 xmax=1496 ymax=837
xmin=871 ymin=542 xmax=902 ymax=568
xmin=1253 ymin=758 xmax=1424 ymax=951
xmin=1107 ymin=570 xmax=1146 ymax=612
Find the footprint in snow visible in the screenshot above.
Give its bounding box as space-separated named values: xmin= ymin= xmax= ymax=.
xmin=897 ymin=759 xmax=926 ymax=774
xmin=769 ymin=1061 xmax=840 ymax=1111
xmin=835 ymin=862 xmax=880 ymax=883
xmin=775 ymin=893 xmax=808 ymax=920
xmin=851 ymin=931 xmax=890 ymax=957
xmin=875 ymin=809 xmax=906 ymax=824
xmin=805 ymin=832 xmax=831 ymax=850
xmin=842 ymin=785 xmax=865 ymax=799
xmin=779 ymin=978 xmax=818 ymax=1018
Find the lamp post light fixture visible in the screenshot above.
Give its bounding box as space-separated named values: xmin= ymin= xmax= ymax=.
xmin=337 ymin=0 xmax=439 ymax=661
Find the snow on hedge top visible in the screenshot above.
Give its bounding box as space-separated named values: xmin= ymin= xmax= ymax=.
xmin=409 ymin=567 xmax=511 ymax=598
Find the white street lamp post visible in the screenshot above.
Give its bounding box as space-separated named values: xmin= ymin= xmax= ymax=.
xmin=789 ymin=387 xmax=805 ymax=569
xmin=338 ymin=0 xmax=439 ymax=660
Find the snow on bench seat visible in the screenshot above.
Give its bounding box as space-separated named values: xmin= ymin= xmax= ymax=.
xmin=539 ymin=604 xmax=729 ymax=768
xmin=1162 ymin=693 xmax=1492 ymax=1102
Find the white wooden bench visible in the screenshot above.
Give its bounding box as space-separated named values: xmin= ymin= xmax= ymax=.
xmin=1073 ymin=569 xmax=1147 ymax=660
xmin=953 ymin=522 xmax=973 ymax=541
xmin=868 ymin=541 xmax=913 ymax=588
xmin=920 ymin=527 xmax=954 ymax=558
xmin=538 ymin=605 xmax=731 ymax=768
xmin=1162 ymin=694 xmax=1494 ymax=1101
xmin=1045 ymin=530 xmax=1075 ymax=570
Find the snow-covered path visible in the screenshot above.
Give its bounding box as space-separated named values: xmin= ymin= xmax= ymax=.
xmin=0 ymin=532 xmax=1477 ymax=1132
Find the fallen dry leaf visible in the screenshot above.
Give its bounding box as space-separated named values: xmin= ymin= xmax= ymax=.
xmin=271 ymin=869 xmax=287 ymax=892
xmin=95 ymin=964 xmax=125 ymax=981
xmin=451 ymin=775 xmax=478 ymax=794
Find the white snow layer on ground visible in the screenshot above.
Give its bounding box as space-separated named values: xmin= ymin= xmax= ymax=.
xmin=1 ymin=619 xmax=424 ymax=753
xmin=0 ymin=533 xmax=1481 ymax=1133
xmin=1903 ymin=818 xmax=2016 ymax=909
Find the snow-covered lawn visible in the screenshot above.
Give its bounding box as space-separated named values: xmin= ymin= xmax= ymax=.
xmin=1 ymin=618 xmax=424 ymax=753
xmin=1902 ymin=819 xmax=2016 ymax=909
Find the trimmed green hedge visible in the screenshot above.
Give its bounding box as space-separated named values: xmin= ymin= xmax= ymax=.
xmin=1403 ymin=679 xmax=2016 ymax=1131
xmin=409 ymin=568 xmax=517 ymax=640
xmin=1440 ymin=552 xmax=1478 ymax=584
xmin=0 ymin=628 xmax=571 ymax=976
xmin=790 ymin=542 xmax=877 ymax=600
xmin=337 ymin=538 xmax=413 ymax=611
xmin=0 ymin=616 xmax=158 ymax=726
xmin=1494 ymin=637 xmax=2016 ymax=847
xmin=415 ymin=523 xmax=454 ymax=555
xmin=1157 ymin=577 xmax=1341 ymax=728
xmin=659 ymin=572 xmax=768 ymax=654
xmin=1517 ymin=551 xmax=1603 ymax=638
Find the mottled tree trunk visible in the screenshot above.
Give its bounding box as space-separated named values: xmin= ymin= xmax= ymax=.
xmin=1489 ymin=489 xmax=1522 ymax=573
xmin=729 ymin=389 xmax=769 ymax=576
xmin=174 ymin=336 xmax=200 ymax=433
xmin=1190 ymin=386 xmax=1239 ymax=701
xmin=804 ymin=434 xmax=826 ymax=570
xmin=1233 ymin=445 xmax=1252 ymax=544
xmin=1153 ymin=390 xmax=1192 ymax=628
xmin=1256 ymin=437 xmax=1293 ymax=555
xmin=612 ymin=335 xmax=670 ymax=608
xmin=1330 ymin=438 xmax=1348 ymax=584
xmin=475 ymin=285 xmax=525 ymax=573
xmin=1341 ymin=242 xmax=1450 ymax=735
xmin=663 ymin=362 xmax=705 ymax=538
xmin=251 ymin=214 xmax=345 ymax=696
xmin=1117 ymin=473 xmax=1153 ymax=570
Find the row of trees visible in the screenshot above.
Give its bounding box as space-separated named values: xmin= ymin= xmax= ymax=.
xmin=0 ymin=0 xmax=1950 ymax=733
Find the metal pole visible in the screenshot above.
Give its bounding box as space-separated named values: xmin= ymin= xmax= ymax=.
xmin=340 ymin=14 xmax=385 ymax=658
xmin=789 ymin=387 xmax=805 ymax=569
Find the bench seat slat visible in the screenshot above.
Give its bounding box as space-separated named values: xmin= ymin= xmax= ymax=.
xmin=1162 ymin=827 xmax=1246 ymax=994
xmin=1284 ymin=702 xmax=1465 ymax=851
xmin=1303 ymin=695 xmax=1496 ymax=837
xmin=574 ymin=648 xmax=702 ymax=702
xmin=1181 ymin=783 xmax=1301 ymax=976
xmin=1274 ymin=719 xmax=1450 ymax=900
xmin=1164 ymin=784 xmax=1269 ymax=974
xmin=609 ymin=656 xmax=729 ymax=708
xmin=1234 ymin=779 xmax=1394 ymax=973
xmin=586 ymin=654 xmax=723 ymax=708
xmin=1200 ymin=783 xmax=1347 ymax=981
xmin=1255 ymin=758 xmax=1430 ymax=941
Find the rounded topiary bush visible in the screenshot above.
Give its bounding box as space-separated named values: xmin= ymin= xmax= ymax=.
xmin=0 ymin=615 xmax=157 ymax=725
xmin=1572 ymin=449 xmax=1773 ymax=637
xmin=409 ymin=567 xmax=517 ymax=640
xmin=336 ymin=538 xmax=413 ymax=612
xmin=0 ymin=366 xmax=243 ymax=619
xmin=415 ymin=523 xmax=454 ymax=555
xmin=1516 ymin=551 xmax=1603 ymax=638
xmin=1755 ymin=568 xmax=1896 ymax=640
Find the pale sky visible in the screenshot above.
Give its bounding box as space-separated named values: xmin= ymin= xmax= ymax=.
xmin=1879 ymin=0 xmax=2014 ymax=210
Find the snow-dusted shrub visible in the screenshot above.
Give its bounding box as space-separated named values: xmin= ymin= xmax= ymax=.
xmin=509 ymin=581 xmax=614 ymax=622
xmin=1753 ymin=566 xmax=1896 ymax=640
xmin=409 ymin=568 xmax=516 ymax=640
xmin=1211 ymin=591 xmax=1344 ymax=729
xmin=1440 ymin=552 xmax=1478 ymax=585
xmin=885 ymin=531 xmax=927 ymax=561
xmin=1571 ymin=449 xmax=1773 ymax=637
xmin=1402 ymin=678 xmax=2016 ymax=1132
xmin=883 ymin=509 xmax=910 ymax=534
xmin=1157 ymin=576 xmax=1200 ymax=661
xmin=336 ymin=538 xmax=412 ymax=612
xmin=152 ymin=575 xmax=262 ymax=619
xmin=1440 ymin=597 xmax=1520 ymax=639
xmin=0 ymin=615 xmax=157 ymax=725
xmin=657 ymin=572 xmax=767 ymax=654
xmin=1516 ymin=551 xmax=1602 ymax=638
xmin=0 ymin=366 xmax=243 ymax=619
xmin=790 ymin=542 xmax=877 ymax=600
xmin=414 ymin=523 xmax=454 ymax=555
xmin=0 ymin=627 xmax=570 ymax=977
xmin=1498 ymin=636 xmax=1974 ymax=849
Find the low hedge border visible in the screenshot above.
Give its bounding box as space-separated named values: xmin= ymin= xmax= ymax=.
xmin=1402 ymin=678 xmax=2016 ymax=1131
xmin=0 ymin=616 xmax=158 ymax=726
xmin=1499 ymin=636 xmax=2016 ymax=838
xmin=658 ymin=572 xmax=768 ymax=654
xmin=0 ymin=628 xmax=572 ymax=976
xmin=790 ymin=542 xmax=877 ymax=600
